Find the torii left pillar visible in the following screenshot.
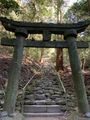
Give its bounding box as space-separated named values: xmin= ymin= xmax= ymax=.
xmin=3 ymin=28 xmax=28 ymax=114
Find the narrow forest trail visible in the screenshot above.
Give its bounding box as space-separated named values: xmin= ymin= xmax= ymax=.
xmin=21 ymin=55 xmax=71 ymax=119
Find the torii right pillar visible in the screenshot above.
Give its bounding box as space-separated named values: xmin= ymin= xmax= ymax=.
xmin=64 ymin=29 xmax=90 ymax=114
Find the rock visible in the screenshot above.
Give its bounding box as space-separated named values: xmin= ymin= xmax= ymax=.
xmin=35 ymin=100 xmax=46 ymax=105
xmin=45 ymin=93 xmax=50 ymax=98
xmin=0 ymin=112 xmax=25 ymax=120
xmin=45 ymin=101 xmax=51 ymax=105
xmin=56 ymin=100 xmax=66 ymax=105
xmin=61 ymin=106 xmax=67 ymax=112
xmin=43 ymin=90 xmax=53 ymax=94
xmin=0 ymin=111 xmax=8 ymax=117
xmin=25 ymin=95 xmax=33 ymax=99
xmin=24 ymin=100 xmax=35 ymax=105
xmin=17 ymin=91 xmax=23 ymax=96
xmin=34 ymin=87 xmax=42 ymax=91
xmin=0 ymin=101 xmax=4 ymax=108
xmin=17 ymin=96 xmax=22 ymax=101
xmin=67 ymin=111 xmax=90 ymax=120
xmin=36 ymin=90 xmax=43 ymax=94
xmin=49 ymin=91 xmax=55 ymax=95
xmin=85 ymin=112 xmax=90 ymax=118
xmin=50 ymin=95 xmax=60 ymax=100
xmin=55 ymin=98 xmax=62 ymax=102
xmin=34 ymin=94 xmax=46 ymax=100
xmin=54 ymin=91 xmax=61 ymax=95
xmin=50 ymin=100 xmax=56 ymax=105
xmin=51 ymin=88 xmax=59 ymax=91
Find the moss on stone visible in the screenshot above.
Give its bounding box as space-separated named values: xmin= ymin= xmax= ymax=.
xmin=67 ymin=112 xmax=90 ymax=120
xmin=0 ymin=112 xmax=25 ymax=120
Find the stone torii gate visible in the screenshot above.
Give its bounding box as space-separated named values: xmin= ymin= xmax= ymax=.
xmin=0 ymin=17 xmax=90 ymax=115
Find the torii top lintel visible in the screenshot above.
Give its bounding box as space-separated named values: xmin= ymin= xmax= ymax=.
xmin=0 ymin=17 xmax=90 ymax=35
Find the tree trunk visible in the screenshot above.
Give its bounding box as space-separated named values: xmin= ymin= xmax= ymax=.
xmin=56 ymin=48 xmax=59 ymax=71
xmin=59 ymin=48 xmax=63 ymax=70
xmin=40 ymin=48 xmax=44 ymax=64
xmin=87 ymin=0 xmax=90 ymax=15
xmin=56 ymin=48 xmax=63 ymax=71
xmin=56 ymin=8 xmax=63 ymax=71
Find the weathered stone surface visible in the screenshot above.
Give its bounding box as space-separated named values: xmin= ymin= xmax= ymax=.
xmin=35 ymin=100 xmax=46 ymax=105
xmin=50 ymin=100 xmax=56 ymax=105
xmin=46 ymin=105 xmax=61 ymax=113
xmin=45 ymin=93 xmax=50 ymax=98
xmin=43 ymin=90 xmax=53 ymax=94
xmin=50 ymin=95 xmax=60 ymax=100
xmin=34 ymin=87 xmax=42 ymax=91
xmin=0 ymin=112 xmax=25 ymax=120
xmin=67 ymin=112 xmax=90 ymax=120
xmin=0 ymin=111 xmax=8 ymax=117
xmin=36 ymin=90 xmax=43 ymax=94
xmin=24 ymin=100 xmax=35 ymax=105
xmin=25 ymin=95 xmax=33 ymax=99
xmin=20 ymin=56 xmax=67 ymax=114
xmin=3 ymin=29 xmax=26 ymax=114
xmin=56 ymin=100 xmax=66 ymax=105
xmin=61 ymin=106 xmax=67 ymax=112
xmin=55 ymin=98 xmax=62 ymax=102
xmin=85 ymin=112 xmax=90 ymax=118
xmin=23 ymin=105 xmax=47 ymax=113
xmin=54 ymin=91 xmax=62 ymax=95
xmin=34 ymin=94 xmax=46 ymax=100
xmin=0 ymin=17 xmax=89 ymax=35
xmin=64 ymin=29 xmax=89 ymax=113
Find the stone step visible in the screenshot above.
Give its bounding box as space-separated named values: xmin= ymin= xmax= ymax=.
xmin=24 ymin=98 xmax=66 ymax=105
xmin=23 ymin=105 xmax=61 ymax=113
xmin=23 ymin=113 xmax=62 ymax=117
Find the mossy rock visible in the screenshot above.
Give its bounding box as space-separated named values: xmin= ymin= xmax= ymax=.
xmin=68 ymin=112 xmax=90 ymax=120
xmin=0 ymin=112 xmax=25 ymax=120
xmin=56 ymin=100 xmax=66 ymax=105
xmin=26 ymin=86 xmax=32 ymax=92
xmin=50 ymin=91 xmax=55 ymax=95
xmin=16 ymin=96 xmax=22 ymax=101
xmin=68 ymin=102 xmax=76 ymax=107
xmin=61 ymin=106 xmax=67 ymax=112
xmin=24 ymin=100 xmax=34 ymax=105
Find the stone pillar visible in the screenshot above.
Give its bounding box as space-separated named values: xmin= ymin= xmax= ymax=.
xmin=3 ymin=28 xmax=28 ymax=114
xmin=64 ymin=29 xmax=89 ymax=114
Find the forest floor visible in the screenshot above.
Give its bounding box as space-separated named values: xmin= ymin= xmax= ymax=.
xmin=0 ymin=46 xmax=90 ymax=119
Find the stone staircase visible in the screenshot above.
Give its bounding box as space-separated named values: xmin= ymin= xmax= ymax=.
xmin=22 ymin=57 xmax=66 ymax=117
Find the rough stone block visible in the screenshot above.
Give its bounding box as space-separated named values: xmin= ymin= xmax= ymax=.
xmin=34 ymin=94 xmax=46 ymax=100
xmin=35 ymin=100 xmax=46 ymax=105
xmin=46 ymin=105 xmax=61 ymax=113
xmin=23 ymin=105 xmax=47 ymax=113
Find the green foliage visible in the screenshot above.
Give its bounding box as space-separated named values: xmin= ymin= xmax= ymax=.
xmin=19 ymin=0 xmax=55 ymax=22
xmin=0 ymin=0 xmax=19 ymax=16
xmin=24 ymin=48 xmax=41 ymax=61
xmin=85 ymin=56 xmax=90 ymax=68
xmin=64 ymin=0 xmax=90 ymax=23
xmin=1 ymin=0 xmax=19 ymax=9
